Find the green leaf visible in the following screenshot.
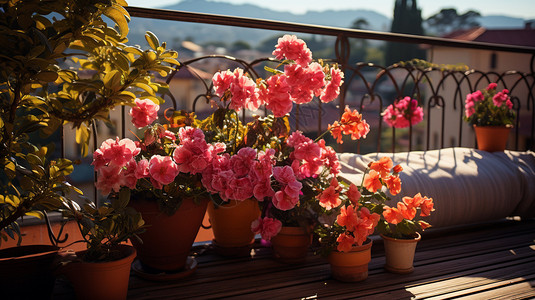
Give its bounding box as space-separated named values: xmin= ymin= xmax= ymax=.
xmin=103 ymin=70 xmax=123 ymax=91
xmin=145 ymin=31 xmax=160 ymax=51
xmin=103 ymin=6 xmax=130 ymax=38
xmin=124 ymin=46 xmax=144 ymax=56
xmin=76 ymin=125 xmax=90 ymax=157
xmin=34 ymin=71 xmax=58 ymax=82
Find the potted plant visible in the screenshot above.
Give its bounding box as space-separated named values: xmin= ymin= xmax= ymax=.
xmin=59 ymin=189 xmax=145 ymax=300
xmin=353 ymin=158 xmax=435 ymax=274
xmin=91 ymin=103 xmax=214 ymax=275
xmin=464 ymin=82 xmax=516 ymax=151
xmin=199 ymin=35 xmax=353 ymax=259
xmin=0 ymin=0 xmax=179 ymax=292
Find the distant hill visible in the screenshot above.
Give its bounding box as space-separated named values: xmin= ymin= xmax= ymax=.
xmin=125 ymin=0 xmax=531 ymax=48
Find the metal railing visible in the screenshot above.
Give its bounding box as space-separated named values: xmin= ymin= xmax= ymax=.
xmin=121 ymin=6 xmax=534 ymax=154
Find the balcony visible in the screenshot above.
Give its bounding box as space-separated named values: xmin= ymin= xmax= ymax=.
xmin=3 ymin=4 xmax=535 ymax=299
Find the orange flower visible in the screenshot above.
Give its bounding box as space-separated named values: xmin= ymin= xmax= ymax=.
xmin=318 ymin=185 xmax=341 ymax=210
xmin=393 ymin=164 xmax=403 ymax=174
xmin=403 ymin=193 xmax=424 ymax=209
xmin=336 ymin=232 xmax=355 ymax=252
xmin=329 ymin=107 xmax=370 ymax=144
xmin=418 ymin=220 xmax=432 ymax=230
xmin=328 ymin=121 xmax=343 ymax=144
xmin=370 ymin=157 xmax=393 ymax=178
xmin=336 ymin=205 xmax=359 ymax=231
xmin=383 ymin=205 xmax=404 ymax=224
xmin=347 ymin=183 xmax=361 ymax=206
xmin=363 ymin=169 xmax=382 ymax=193
xmin=397 ymin=202 xmax=416 ymax=221
xmin=420 ymin=197 xmax=435 ymax=217
xmin=384 ymin=175 xmax=401 ymax=195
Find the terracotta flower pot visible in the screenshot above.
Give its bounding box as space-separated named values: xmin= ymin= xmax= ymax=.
xmin=473 ymin=125 xmax=512 ymax=152
xmin=381 ymin=232 xmax=421 ymax=274
xmin=327 ymin=239 xmax=373 ymax=282
xmin=271 ymin=226 xmax=312 ymax=264
xmin=62 ymin=244 xmax=136 ymax=300
xmin=0 ymin=244 xmax=58 ymax=300
xmin=207 ymin=198 xmax=261 ymax=255
xmin=129 ymin=197 xmax=208 ymax=271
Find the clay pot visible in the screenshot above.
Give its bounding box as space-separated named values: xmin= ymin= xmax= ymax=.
xmin=271 ymin=226 xmax=312 ymax=264
xmin=473 ymin=125 xmax=512 ymax=152
xmin=0 ymin=244 xmax=58 ymax=299
xmin=207 ymin=198 xmax=260 ymax=255
xmin=62 ymin=244 xmax=135 ymax=300
xmin=130 ymin=197 xmax=208 ymax=271
xmin=381 ymin=232 xmax=421 ymax=274
xmin=327 ymin=239 xmax=373 ymax=282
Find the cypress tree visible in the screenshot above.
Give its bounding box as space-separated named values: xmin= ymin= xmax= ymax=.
xmin=384 ymin=0 xmax=426 ymax=66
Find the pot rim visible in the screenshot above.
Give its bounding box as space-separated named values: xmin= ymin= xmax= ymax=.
xmin=380 ymin=232 xmax=421 ymax=243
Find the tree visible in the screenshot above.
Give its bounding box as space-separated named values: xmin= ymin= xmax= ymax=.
xmin=426 ymin=8 xmax=481 ymax=35
xmin=384 ymin=0 xmax=426 ymax=66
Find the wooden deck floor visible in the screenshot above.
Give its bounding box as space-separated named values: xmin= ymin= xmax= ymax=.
xmin=53 ymin=218 xmax=535 ymax=299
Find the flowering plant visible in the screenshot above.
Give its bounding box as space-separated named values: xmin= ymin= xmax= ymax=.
xmin=92 ymin=99 xmax=218 ymax=215
xmin=464 ymin=83 xmax=515 ymax=126
xmin=315 ymin=156 xmax=434 ymax=255
xmin=362 ymin=157 xmax=434 ymax=239
xmin=382 ymin=96 xmax=424 ymax=128
xmin=195 ymin=35 xmax=372 ymax=241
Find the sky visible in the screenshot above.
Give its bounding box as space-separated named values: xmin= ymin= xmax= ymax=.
xmin=126 ymin=0 xmax=535 ymax=20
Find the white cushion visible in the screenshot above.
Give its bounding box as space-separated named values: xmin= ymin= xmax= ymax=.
xmin=337 ymin=147 xmax=535 ymax=228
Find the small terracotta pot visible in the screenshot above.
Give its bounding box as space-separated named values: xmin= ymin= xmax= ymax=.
xmin=381 ymin=232 xmax=421 ymax=274
xmin=62 ymin=244 xmax=136 ymax=300
xmin=207 ymin=199 xmax=261 ymax=250
xmin=270 ymin=226 xmax=312 ymax=264
xmin=0 ymin=245 xmax=58 ymax=299
xmin=130 ymin=197 xmax=208 ymax=271
xmin=473 ymin=125 xmax=512 ymax=152
xmin=327 ymin=239 xmax=373 ymax=282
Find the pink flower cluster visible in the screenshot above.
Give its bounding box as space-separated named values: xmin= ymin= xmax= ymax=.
xmin=382 ymin=97 xmax=424 ymax=128
xmin=202 ymin=147 xmax=278 ymax=202
xmin=465 ymin=83 xmax=513 ymax=118
xmin=129 ymin=98 xmax=159 ymax=128
xmin=212 ymin=35 xmax=344 ymax=118
xmin=287 ymin=131 xmax=340 ymax=181
xmin=93 ymin=125 xmax=220 ymax=194
xmin=336 ymin=206 xmax=380 ymax=252
xmin=251 ymin=216 xmax=282 ymax=241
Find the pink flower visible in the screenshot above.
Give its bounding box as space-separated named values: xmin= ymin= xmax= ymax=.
xmin=251 ymin=217 xmax=282 ymax=241
xmin=173 ymin=127 xmax=213 ymax=174
xmin=230 ymin=147 xmax=256 ymax=177
xmin=487 ymin=83 xmax=497 ymax=90
xmin=212 ymin=69 xmax=234 ymax=97
xmin=320 ymin=67 xmax=344 ymax=103
xmin=228 ymin=176 xmax=254 ymax=201
xmin=95 ymin=165 xmax=122 ymax=195
xmin=382 ymin=97 xmax=424 ymax=128
xmin=229 ymin=68 xmax=260 ymax=111
xmin=130 ymin=98 xmax=159 ymax=128
xmin=120 ymin=159 xmax=138 ymax=189
xmin=318 ymin=185 xmax=341 ymax=210
xmin=272 ymin=34 xmax=312 ymax=67
xmin=253 ymin=179 xmax=275 ymax=201
xmin=493 ymin=89 xmax=510 ymax=107
xmin=135 ymin=159 xmax=150 ymax=179
xmin=149 ymin=155 xmax=180 ymax=186
xmin=287 ymin=131 xmax=312 ymax=148
xmin=284 ymin=62 xmax=325 ymax=104
xmin=97 ymin=137 xmax=140 ymax=169
xmin=259 ymin=74 xmax=293 ymax=117
xmin=272 ymin=166 xmax=302 ymax=210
